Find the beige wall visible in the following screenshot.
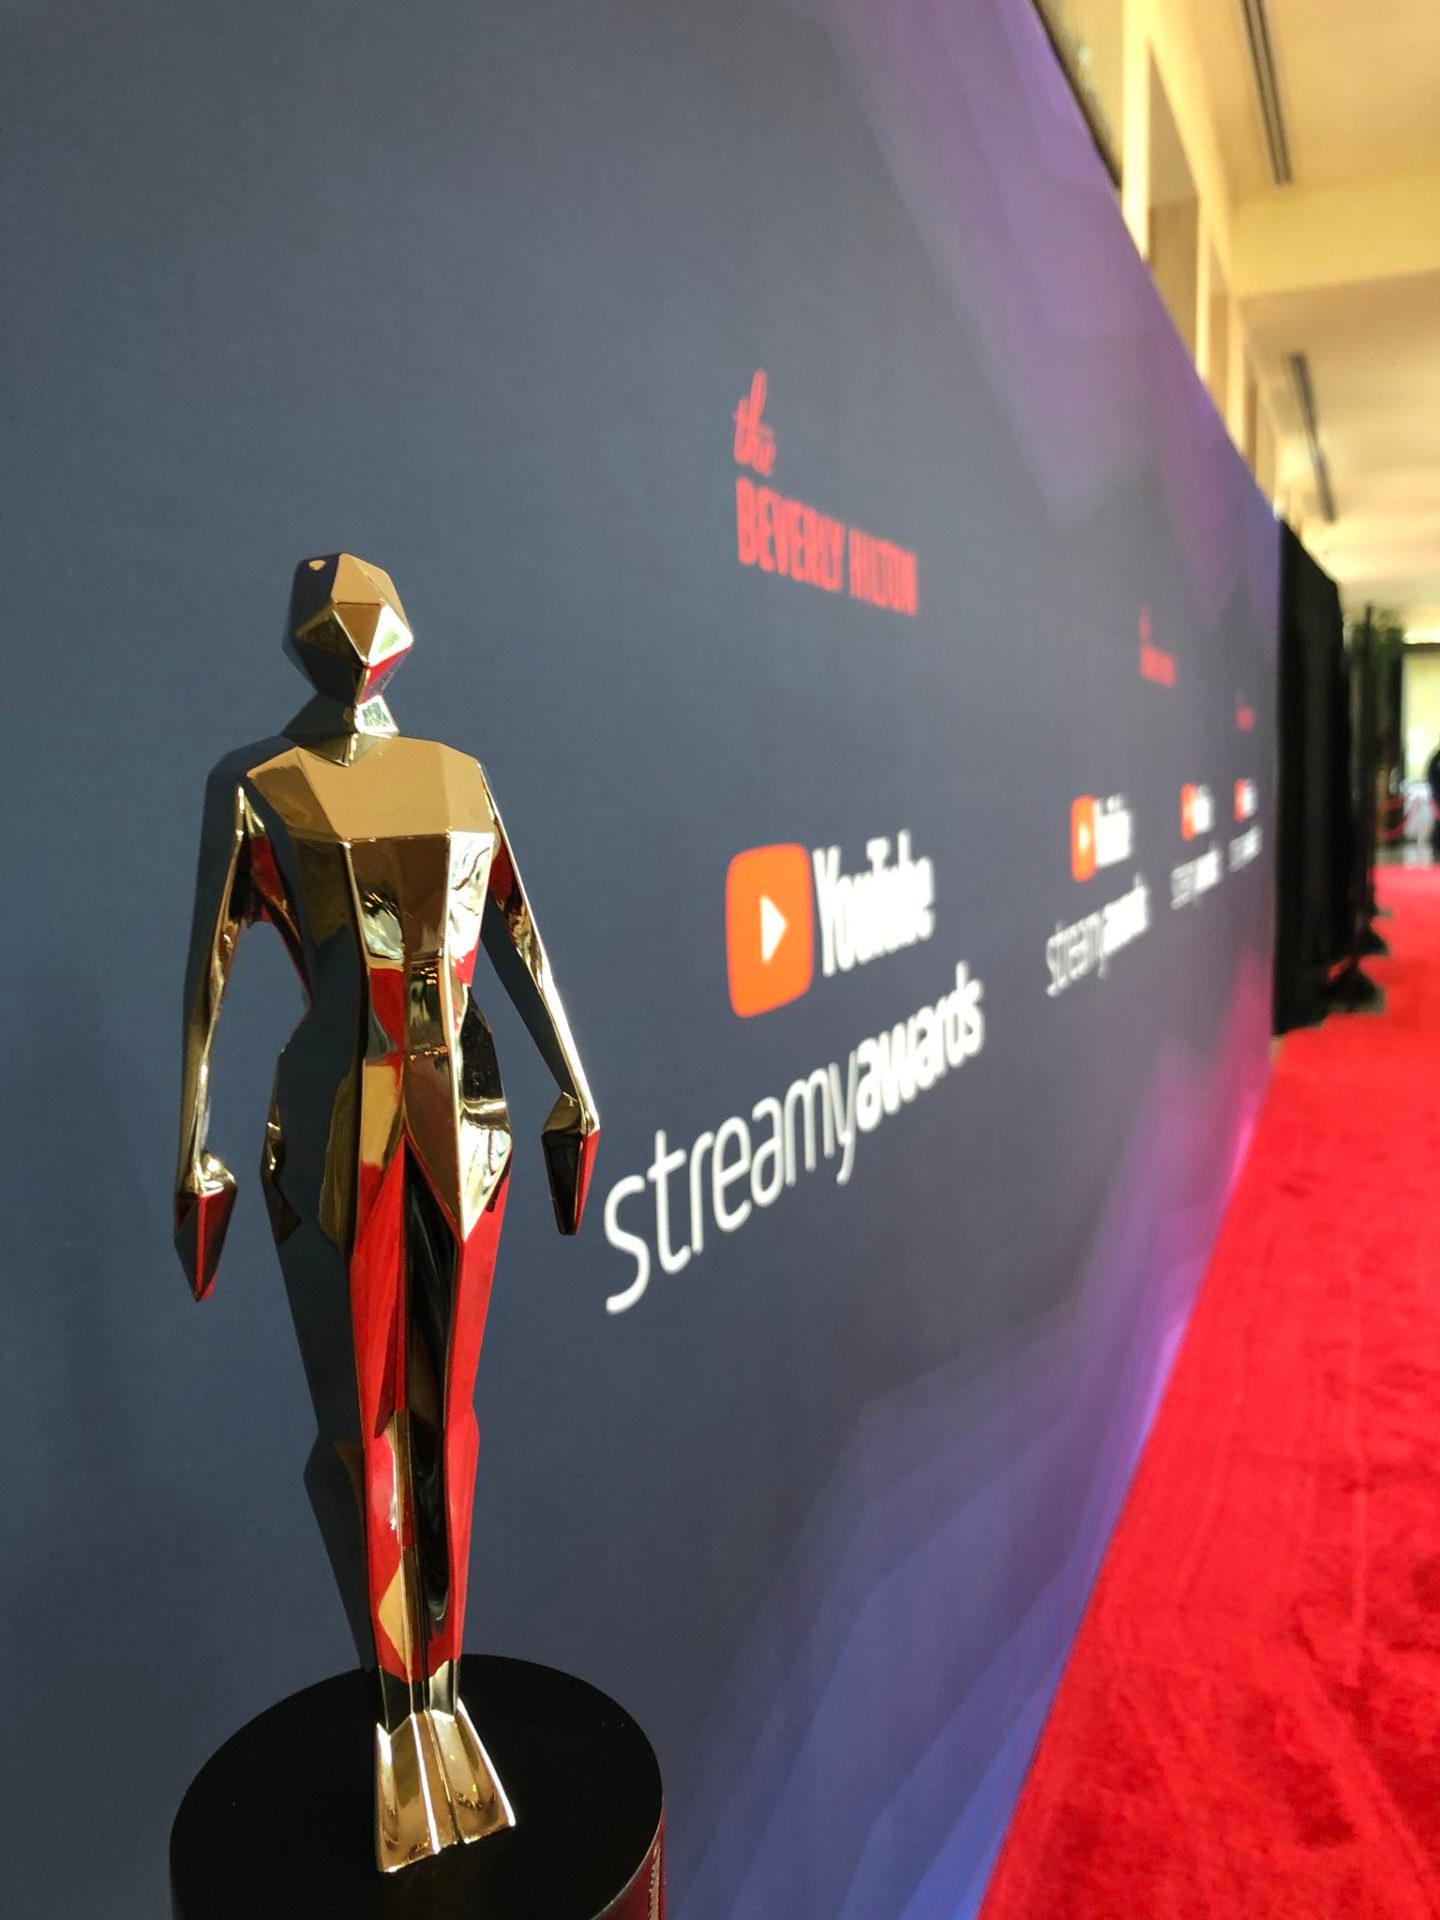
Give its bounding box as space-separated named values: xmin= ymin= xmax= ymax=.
xmin=1150 ymin=198 xmax=1200 ymax=354
xmin=1404 ymin=648 xmax=1440 ymax=776
xmin=1205 ymin=245 xmax=1230 ymax=412
xmin=1042 ymin=0 xmax=1429 ymax=603
xmin=1036 ymin=0 xmax=1125 ymax=166
xmin=1122 ymin=0 xmax=1237 ymax=270
xmin=1115 ymin=0 xmax=1283 ymax=487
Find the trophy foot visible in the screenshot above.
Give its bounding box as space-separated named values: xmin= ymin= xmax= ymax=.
xmin=173 ymin=1656 xmax=662 ymax=1916
xmin=374 ymin=1700 xmax=515 ymax=1872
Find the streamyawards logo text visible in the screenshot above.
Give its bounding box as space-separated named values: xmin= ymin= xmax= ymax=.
xmin=601 ymin=963 xmax=984 ymax=1313
xmin=731 ymin=371 xmax=919 ymax=616
xmin=601 ymin=827 xmax=980 ymax=1312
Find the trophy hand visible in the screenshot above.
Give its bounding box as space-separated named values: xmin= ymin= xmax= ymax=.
xmin=175 ymin=1151 xmax=238 ymax=1301
xmin=541 ymin=1093 xmax=600 ymax=1236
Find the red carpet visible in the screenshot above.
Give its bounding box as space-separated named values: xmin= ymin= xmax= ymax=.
xmin=982 ymin=867 xmax=1440 ymax=1920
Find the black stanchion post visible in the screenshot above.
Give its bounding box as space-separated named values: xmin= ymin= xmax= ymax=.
xmin=1328 ymin=607 xmax=1385 ymax=1013
xmin=1356 ymin=608 xmax=1390 ymax=956
xmin=1373 ymin=628 xmax=1403 ymax=907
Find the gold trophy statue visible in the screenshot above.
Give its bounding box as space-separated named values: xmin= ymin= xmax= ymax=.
xmin=174 ymin=555 xmax=606 ymax=1877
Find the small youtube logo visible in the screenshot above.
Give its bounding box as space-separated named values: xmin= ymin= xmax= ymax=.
xmin=1071 ymin=796 xmax=1098 ymax=882
xmin=1181 ymin=783 xmax=1214 ymax=840
xmin=726 ymin=843 xmax=815 ymax=1017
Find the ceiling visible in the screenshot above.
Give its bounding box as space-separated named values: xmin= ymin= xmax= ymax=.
xmin=1191 ymin=0 xmax=1440 ymax=199
xmin=1268 ymin=0 xmax=1440 ymax=191
xmin=1249 ymin=272 xmax=1440 ymax=632
xmin=1183 ymin=0 xmax=1440 ymax=633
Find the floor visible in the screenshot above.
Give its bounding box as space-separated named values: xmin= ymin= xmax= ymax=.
xmin=1382 ymin=839 xmax=1439 ymax=868
xmin=981 ymin=866 xmax=1440 ymax=1920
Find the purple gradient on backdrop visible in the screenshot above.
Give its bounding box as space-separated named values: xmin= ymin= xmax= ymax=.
xmin=673 ymin=955 xmax=1272 ymax=1917
xmin=665 ymin=14 xmax=1282 ymax=1911
xmin=662 ymin=0 xmax=1279 ymax=1904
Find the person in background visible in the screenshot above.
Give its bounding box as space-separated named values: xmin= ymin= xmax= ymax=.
xmin=1427 ymin=737 xmax=1440 ymax=858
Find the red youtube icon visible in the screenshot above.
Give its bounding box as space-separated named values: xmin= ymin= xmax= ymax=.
xmin=1071 ymin=796 xmax=1098 ymax=882
xmin=726 ymin=843 xmax=815 ymax=1016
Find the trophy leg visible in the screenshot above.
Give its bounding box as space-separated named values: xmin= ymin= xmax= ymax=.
xmin=263 ymin=1091 xmax=378 ymax=1674
xmin=427 ymin=1158 xmax=513 ymax=1845
xmin=264 ymin=1023 xmax=518 ymax=1871
xmin=363 ymin=1141 xmax=515 ymax=1872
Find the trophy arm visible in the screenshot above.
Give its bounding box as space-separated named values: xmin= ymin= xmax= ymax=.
xmin=478 ymin=772 xmax=600 ymax=1235
xmin=175 ymin=770 xmax=254 ymax=1299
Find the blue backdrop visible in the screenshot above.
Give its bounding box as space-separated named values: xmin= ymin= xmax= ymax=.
xmin=2 ymin=1 xmax=1276 ymax=1914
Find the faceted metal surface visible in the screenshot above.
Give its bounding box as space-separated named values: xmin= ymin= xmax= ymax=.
xmin=175 ymin=554 xmax=600 ymax=1872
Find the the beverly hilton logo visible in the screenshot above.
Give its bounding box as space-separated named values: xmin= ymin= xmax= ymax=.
xmin=731 ymin=371 xmax=919 ymax=616
xmin=1139 ymin=606 xmax=1176 ymax=686
xmin=733 ymin=371 xmax=776 ymax=476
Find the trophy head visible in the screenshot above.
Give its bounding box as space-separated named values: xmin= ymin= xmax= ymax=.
xmin=285 ymin=553 xmax=414 ymax=707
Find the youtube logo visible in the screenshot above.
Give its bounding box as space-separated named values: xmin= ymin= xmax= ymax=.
xmin=1070 ymin=794 xmax=1132 ymax=882
xmin=726 ymin=829 xmax=935 ymax=1016
xmin=726 ymin=843 xmax=815 ymax=1016
xmin=1071 ymin=797 xmax=1098 ymax=882
xmin=1181 ymin=782 xmax=1215 ymax=840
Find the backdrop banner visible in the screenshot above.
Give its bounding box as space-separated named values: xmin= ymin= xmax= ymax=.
xmin=3 ymin=1 xmax=1276 ymax=1915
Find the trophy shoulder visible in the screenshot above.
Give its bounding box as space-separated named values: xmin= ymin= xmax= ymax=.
xmin=401 ymin=737 xmax=487 ymax=784
xmin=244 ymin=736 xmax=494 ymax=843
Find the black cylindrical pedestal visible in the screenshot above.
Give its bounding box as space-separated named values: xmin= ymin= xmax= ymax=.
xmin=171 ymin=1655 xmax=663 ymax=1919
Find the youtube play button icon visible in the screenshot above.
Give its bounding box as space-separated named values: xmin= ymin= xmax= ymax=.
xmin=760 ymin=894 xmax=790 ymax=964
xmin=1070 ymin=796 xmax=1098 ymax=882
xmin=725 ymin=843 xmax=815 ymax=1016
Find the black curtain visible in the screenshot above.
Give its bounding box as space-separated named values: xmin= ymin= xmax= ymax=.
xmin=1327 ymin=626 xmax=1356 ymax=962
xmin=1274 ymin=523 xmax=1350 ymax=1032
xmin=1377 ymin=637 xmax=1405 ymax=849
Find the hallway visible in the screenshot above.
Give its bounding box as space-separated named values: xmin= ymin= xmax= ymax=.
xmin=984 ymin=868 xmax=1440 ymax=1919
